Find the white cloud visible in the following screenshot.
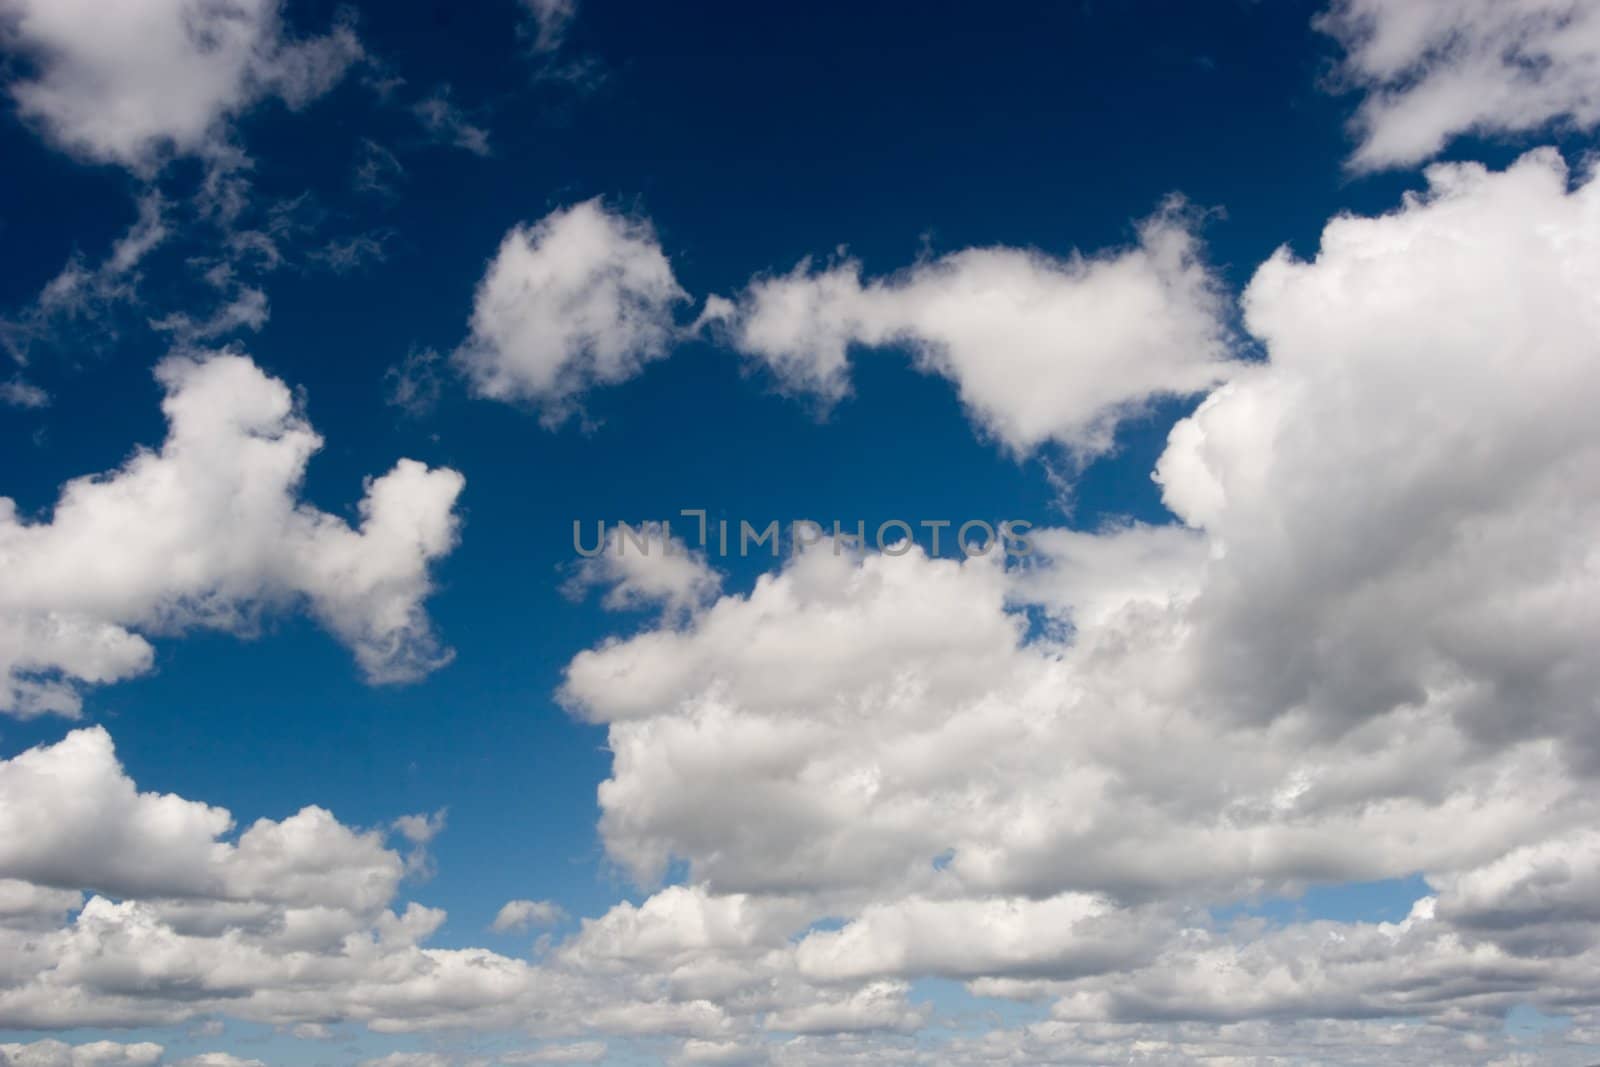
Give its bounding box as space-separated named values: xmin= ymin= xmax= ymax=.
xmin=413 ymin=87 xmax=492 ymax=157
xmin=710 ymin=200 xmax=1232 ymax=458
xmin=0 ymin=0 xmax=361 ymax=171
xmin=0 ymin=1036 xmax=271 ymax=1066
xmin=499 ymin=1042 xmax=606 ymax=1064
xmin=564 ymin=523 xmax=723 ymax=619
xmin=1156 ymin=149 xmax=1600 ymax=744
xmin=1 ymin=193 xmax=168 ymax=363
xmin=0 ymin=1040 xmax=162 ymax=1067
xmin=148 ymin=286 xmax=269 ymax=343
xmin=1321 ymin=0 xmax=1600 ymax=170
xmin=394 ymin=811 xmax=448 ymax=847
xmin=0 ymin=351 xmax=464 ymax=717
xmin=454 ymin=199 xmax=688 ymax=421
xmin=356 ymin=1055 xmax=451 ymax=1067
xmin=521 ymin=0 xmax=577 ymax=54
xmin=0 ymin=729 xmax=571 ymax=1035
xmin=791 ymin=894 xmax=1162 ymax=985
xmin=0 ymin=728 xmax=406 ymax=914
xmin=0 ymin=379 xmax=48 ymax=408
xmin=669 ymin=1039 xmax=763 ymax=1066
xmin=492 ymin=899 xmax=566 ymax=933
xmin=545 ymin=150 xmax=1600 ymax=1058
xmin=761 ymin=982 xmax=924 ymax=1036
xmin=385 ymin=347 xmax=447 ymax=417
xmin=354 ymin=138 xmax=406 ymax=197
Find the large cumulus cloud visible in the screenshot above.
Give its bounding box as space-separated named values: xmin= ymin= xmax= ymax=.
xmin=0 ymin=352 xmax=465 ymax=717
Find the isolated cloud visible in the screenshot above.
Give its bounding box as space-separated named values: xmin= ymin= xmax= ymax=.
xmin=0 ymin=0 xmax=361 ymax=171
xmin=413 ymin=87 xmax=491 ymax=156
xmin=0 ymin=379 xmax=49 ymax=409
xmin=0 ymin=351 xmax=464 ymax=717
xmin=1322 ymin=0 xmax=1600 ymax=169
xmin=492 ymin=899 xmax=566 ymax=933
xmin=454 ymin=199 xmax=688 ymax=421
xmin=564 ymin=523 xmax=722 ymax=619
xmin=711 ymin=201 xmax=1233 ymax=458
xmin=521 ymin=0 xmax=577 ymax=53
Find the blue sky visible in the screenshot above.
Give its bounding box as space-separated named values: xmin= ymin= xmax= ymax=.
xmin=5 ymin=1 xmax=1600 ymax=1065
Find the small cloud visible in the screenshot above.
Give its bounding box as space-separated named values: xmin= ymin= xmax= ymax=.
xmin=491 ymin=898 xmax=566 ymax=933
xmin=0 ymin=378 xmax=50 ymax=409
xmin=150 ymin=286 xmax=269 ymax=344
xmin=310 ymin=231 xmax=392 ymax=275
xmin=354 ymin=138 xmax=407 ymax=197
xmin=522 ymin=0 xmax=577 ymax=54
xmin=394 ymin=809 xmax=448 ymax=880
xmin=414 ymin=87 xmax=492 ymax=157
xmin=394 ymin=809 xmax=447 ymax=846
xmin=385 ymin=346 xmax=446 ymax=418
xmin=563 ymin=522 xmax=722 ymax=621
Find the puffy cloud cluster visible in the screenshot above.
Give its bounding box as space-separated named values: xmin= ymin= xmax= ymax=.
xmin=7 ymin=147 xmax=1600 ymax=1067
xmin=454 ymin=200 xmax=687 ymax=422
xmin=0 ymin=352 xmax=464 ymax=717
xmin=0 ymin=728 xmax=563 ymax=1035
xmin=0 ymin=0 xmax=362 ymax=171
xmin=707 ymin=202 xmax=1233 ymax=458
xmin=546 ymin=150 xmax=1600 ymax=1061
xmin=0 ymin=730 xmax=937 ymax=1051
xmin=0 ymin=1040 xmax=163 ymax=1067
xmin=1323 ymin=0 xmax=1600 ymax=169
xmin=5 ymin=10 xmax=1600 ymax=1059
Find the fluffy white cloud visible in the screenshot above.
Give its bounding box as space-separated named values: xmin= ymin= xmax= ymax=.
xmin=547 ymin=149 xmax=1600 ymax=1060
xmin=0 ymin=1040 xmax=162 ymax=1067
xmin=791 ymin=894 xmax=1164 ymax=985
xmin=0 ymin=351 xmax=464 ymax=717
xmin=709 ymin=201 xmax=1232 ymax=458
xmin=1321 ymin=0 xmax=1600 ymax=170
xmin=0 ymin=0 xmax=361 ymax=171
xmin=356 ymin=1055 xmax=451 ymax=1067
xmin=454 ymin=199 xmax=687 ymax=421
xmin=1 ymin=713 xmax=1596 ymax=1062
xmin=0 ymin=728 xmax=406 ymax=917
xmin=564 ymin=523 xmax=722 ymax=619
xmin=492 ymin=899 xmax=566 ymax=933
xmin=1157 ymin=148 xmax=1600 ymax=749
xmin=500 ymin=1043 xmax=606 ymax=1065
xmin=0 ymin=729 xmax=561 ymax=1034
